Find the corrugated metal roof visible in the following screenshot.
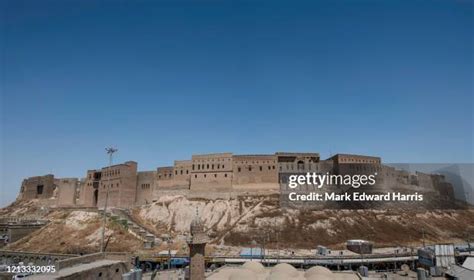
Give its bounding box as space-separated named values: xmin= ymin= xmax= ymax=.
xmin=463 ymin=257 xmax=474 ymax=270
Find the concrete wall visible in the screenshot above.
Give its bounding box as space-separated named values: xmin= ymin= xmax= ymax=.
xmin=7 ymin=225 xmax=44 ymax=243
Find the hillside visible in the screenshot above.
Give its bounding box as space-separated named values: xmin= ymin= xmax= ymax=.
xmin=1 ymin=201 xmax=142 ymax=254
xmin=133 ymin=194 xmax=474 ymax=249
xmin=1 ymin=196 xmax=473 ymax=254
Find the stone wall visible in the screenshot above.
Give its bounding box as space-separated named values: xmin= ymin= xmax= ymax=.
xmin=18 ymin=175 xmax=55 ymax=200
xmin=232 ymin=155 xmax=278 ymax=187
xmin=79 ymin=170 xmax=101 ymax=207
xmin=156 ymin=166 xmax=175 ymax=188
xmin=55 ymin=178 xmax=79 ymax=207
xmin=173 ymin=160 xmax=192 ymax=188
xmin=97 ymin=161 xmax=137 ymax=209
xmin=190 ymin=153 xmax=233 ymax=191
xmin=135 ymin=171 xmax=155 ymax=205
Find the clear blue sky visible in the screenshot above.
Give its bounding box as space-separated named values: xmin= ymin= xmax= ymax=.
xmin=1 ymin=0 xmax=473 ymax=206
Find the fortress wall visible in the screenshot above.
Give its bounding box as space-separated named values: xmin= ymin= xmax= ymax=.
xmin=79 ymin=170 xmax=101 ymax=207
xmin=135 ymin=171 xmax=156 ymax=205
xmin=232 ymin=155 xmax=278 ymax=186
xmin=190 ymin=153 xmax=233 ymax=191
xmin=17 ymin=152 xmax=459 ymax=209
xmin=173 ymin=160 xmax=192 ymax=188
xmin=19 ymin=174 xmax=55 ymax=200
xmin=277 ymin=152 xmax=320 ymax=174
xmin=156 ymin=166 xmax=175 ymax=188
xmin=55 ymin=178 xmax=78 ymax=207
xmin=97 ymin=161 xmax=137 ymax=209
xmin=232 ymin=182 xmax=279 ymax=191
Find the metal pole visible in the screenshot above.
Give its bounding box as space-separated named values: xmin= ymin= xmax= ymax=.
xmin=100 ymin=147 xmax=117 ymax=253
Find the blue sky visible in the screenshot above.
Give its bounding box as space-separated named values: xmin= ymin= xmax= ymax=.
xmin=1 ymin=0 xmax=473 ymax=206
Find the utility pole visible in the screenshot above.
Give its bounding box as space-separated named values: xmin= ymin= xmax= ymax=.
xmin=276 ymin=232 xmax=280 ymax=264
xmin=100 ymin=147 xmax=118 ymax=253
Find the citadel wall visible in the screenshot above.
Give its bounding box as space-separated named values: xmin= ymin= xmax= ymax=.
xmin=55 ymin=178 xmax=79 ymax=207
xmin=18 ymin=174 xmax=55 ymax=200
xmin=173 ymin=160 xmax=192 ymax=188
xmin=97 ymin=161 xmax=137 ymax=209
xmin=15 ymin=152 xmax=457 ymax=209
xmin=135 ymin=171 xmax=156 ymax=205
xmin=232 ymin=155 xmax=279 ymax=190
xmin=190 ymin=153 xmax=233 ymax=191
xmin=79 ymin=170 xmax=101 ymax=207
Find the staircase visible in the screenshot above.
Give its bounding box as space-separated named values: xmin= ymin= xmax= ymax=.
xmin=109 ymin=208 xmax=160 ymax=249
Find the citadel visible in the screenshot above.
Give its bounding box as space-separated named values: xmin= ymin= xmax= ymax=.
xmin=16 ymin=152 xmax=455 ymax=209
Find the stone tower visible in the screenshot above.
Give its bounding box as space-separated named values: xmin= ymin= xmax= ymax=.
xmin=187 ymin=209 xmax=209 ymax=280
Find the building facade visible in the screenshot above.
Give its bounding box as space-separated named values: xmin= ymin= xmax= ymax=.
xmin=16 ymin=151 xmax=456 ymax=209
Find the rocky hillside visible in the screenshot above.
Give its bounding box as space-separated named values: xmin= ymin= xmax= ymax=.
xmin=133 ymin=195 xmax=474 ymax=249
xmin=1 ymin=196 xmax=473 ymax=254
xmin=1 ymin=201 xmax=142 ymax=254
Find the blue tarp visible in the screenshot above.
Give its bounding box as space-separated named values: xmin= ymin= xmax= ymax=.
xmin=170 ymin=258 xmax=189 ymax=266
xmin=240 ymin=247 xmax=263 ymax=258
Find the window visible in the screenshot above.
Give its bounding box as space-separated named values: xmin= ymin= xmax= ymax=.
xmin=225 ymin=174 xmax=228 ymax=177
xmin=186 ymin=170 xmax=189 ymax=174
xmin=238 ymin=167 xmax=241 ymax=172
xmin=204 ymin=174 xmax=207 ymax=178
xmin=192 ymin=164 xmax=195 ymax=170
xmin=36 ymin=185 xmax=44 ymax=195
xmin=195 ymin=175 xmax=197 ymax=178
xmin=180 ymin=170 xmax=183 ymax=175
xmin=214 ymin=174 xmax=217 ymax=178
xmin=207 ymin=164 xmax=209 ymax=169
xmin=249 ymin=166 xmax=252 ymax=171
xmin=212 ymin=164 xmax=214 ymax=169
xmin=268 ymin=166 xmax=271 ymax=170
xmin=259 ymin=166 xmax=263 ymax=171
